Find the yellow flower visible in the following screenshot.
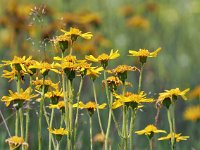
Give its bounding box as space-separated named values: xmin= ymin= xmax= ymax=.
xmin=1 ymin=88 xmax=37 ymax=108
xmin=29 ymin=61 xmax=60 ymax=76
xmin=135 ymin=124 xmax=166 ymax=139
xmin=49 ymin=101 xmax=65 ymax=111
xmin=24 ymin=59 xmax=38 ymax=75
xmin=129 ymin=48 xmax=161 ymax=63
xmin=102 ymin=76 xmax=122 ymax=92
xmin=183 ymin=105 xmax=200 ymax=122
xmin=85 ymin=49 xmax=120 ymax=68
xmin=73 ymin=101 xmax=106 ymax=115
xmin=48 ymin=128 xmax=68 ymax=141
xmin=54 ymin=55 xmax=77 ymax=63
xmin=45 ymin=89 xmax=64 ymax=104
xmin=0 ymin=56 xmax=32 ymax=71
xmin=86 ymin=66 xmax=104 ymax=80
xmin=76 ymin=60 xmax=92 ymax=77
xmin=93 ymin=133 xmax=105 ymax=143
xmin=112 ymin=91 xmax=153 ymax=109
xmin=158 ymin=133 xmax=189 ymax=142
xmin=127 ymin=15 xmax=150 ymax=29
xmin=5 ymin=136 xmax=28 ymax=150
xmin=188 ymin=85 xmax=200 ymax=99
xmin=32 ymin=78 xmax=59 ymax=92
xmin=109 ymin=65 xmax=138 ymax=82
xmin=61 ymin=27 xmax=93 ymax=41
xmin=1 ymin=66 xmax=19 ymax=82
xmin=157 ymin=88 xmax=190 ymax=108
xmin=51 ymin=34 xmax=71 ymax=52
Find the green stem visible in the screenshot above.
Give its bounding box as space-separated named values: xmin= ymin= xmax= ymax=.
xmin=60 ymin=113 xmax=64 ymax=128
xmin=49 ymin=109 xmax=54 ymax=150
xmin=167 ymin=108 xmax=174 ymax=150
xmin=111 ymin=110 xmax=122 ymax=137
xmin=25 ymin=76 xmax=32 ymax=143
xmin=19 ymin=108 xmax=24 ymax=138
xmin=0 ymin=109 xmax=11 ymax=137
xmin=129 ymin=108 xmax=137 ymax=150
xmin=105 ymin=92 xmax=113 ymax=150
xmin=74 ymin=77 xmax=84 ymax=150
xmin=148 ymin=138 xmax=153 ymax=150
xmin=92 ymin=81 xmax=104 ymax=135
xmin=15 ymin=110 xmax=19 ymax=136
xmin=89 ymin=115 xmax=93 ymax=150
xmin=56 ymin=141 xmax=60 ymax=150
xmin=103 ymin=70 xmax=110 ymax=101
xmin=138 ymin=63 xmax=144 ymax=93
xmin=38 ymin=77 xmax=45 ymax=150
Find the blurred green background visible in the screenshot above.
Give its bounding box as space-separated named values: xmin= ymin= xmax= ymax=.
xmin=0 ymin=0 xmax=199 ymax=149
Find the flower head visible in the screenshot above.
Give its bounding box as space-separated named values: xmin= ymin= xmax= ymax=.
xmin=5 ymin=136 xmax=28 ymax=150
xmin=85 ymin=49 xmax=120 ymax=68
xmin=158 ymin=133 xmax=189 ymax=142
xmin=135 ymin=124 xmax=166 ymax=139
xmin=61 ymin=27 xmax=93 ymax=42
xmin=49 ymin=101 xmax=65 ymax=113
xmin=45 ymin=89 xmax=64 ymax=104
xmin=1 ymin=88 xmax=37 ymax=109
xmin=102 ymin=76 xmax=122 ymax=92
xmin=73 ymin=101 xmax=106 ymax=116
xmin=109 ymin=65 xmax=138 ymax=83
xmin=157 ymin=88 xmax=190 ymax=109
xmin=188 ymin=85 xmax=200 ymax=99
xmin=76 ymin=60 xmax=92 ymax=77
xmin=48 ymin=128 xmax=68 ymax=141
xmin=127 ymin=15 xmax=150 ymax=29
xmin=183 ymin=105 xmax=200 ymax=122
xmin=86 ymin=67 xmax=104 ymax=81
xmin=129 ymin=48 xmax=161 ymax=64
xmin=112 ymin=91 xmax=153 ymax=109
xmin=51 ymin=34 xmax=71 ymax=52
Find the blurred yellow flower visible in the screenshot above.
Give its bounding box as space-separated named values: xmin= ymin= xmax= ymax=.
xmin=157 ymin=88 xmax=190 ymax=108
xmin=61 ymin=27 xmax=93 ymax=41
xmin=51 ymin=34 xmax=71 ymax=52
xmin=48 ymin=128 xmax=68 ymax=135
xmin=127 ymin=15 xmax=150 ymax=29
xmin=2 ymin=66 xmax=19 ymax=82
xmin=29 ymin=61 xmax=60 ymax=76
xmin=129 ymin=48 xmax=161 ymax=63
xmin=85 ymin=49 xmax=120 ymax=68
xmin=102 ymin=76 xmax=122 ymax=92
xmin=54 ymin=55 xmax=77 ymax=63
xmin=86 ymin=66 xmax=104 ymax=80
xmin=188 ymin=85 xmax=200 ymax=99
xmin=93 ymin=133 xmax=105 ymax=143
xmin=183 ymin=105 xmax=200 ymax=122
xmin=1 ymin=88 xmax=37 ymax=108
xmin=5 ymin=136 xmax=28 ymax=150
xmin=112 ymin=91 xmax=153 ymax=109
xmin=49 ymin=101 xmax=65 ymax=111
xmin=158 ymin=133 xmax=189 ymax=142
xmin=135 ymin=124 xmax=166 ymax=138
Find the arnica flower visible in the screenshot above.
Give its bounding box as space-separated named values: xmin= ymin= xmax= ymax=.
xmin=119 ymin=5 xmax=134 ymax=18
xmin=51 ymin=34 xmax=71 ymax=53
xmin=102 ymin=76 xmax=122 ymax=92
xmin=158 ymin=133 xmax=189 ymax=142
xmin=188 ymin=85 xmax=200 ymax=99
xmin=29 ymin=61 xmax=60 ymax=77
xmin=32 ymin=78 xmax=59 ymax=93
xmin=129 ymin=48 xmax=161 ymax=64
xmin=73 ymin=101 xmax=106 ymax=116
xmin=48 ymin=128 xmax=68 ymax=141
xmin=93 ymin=133 xmax=106 ymax=144
xmin=109 ymin=65 xmax=138 ymax=83
xmin=76 ymin=60 xmax=92 ymax=77
xmin=135 ymin=124 xmax=166 ymax=139
xmin=112 ymin=91 xmax=153 ymax=109
xmin=1 ymin=66 xmax=24 ymax=82
xmin=183 ymin=105 xmax=200 ymax=122
xmin=86 ymin=66 xmax=104 ymax=81
xmin=54 ymin=55 xmax=77 ymax=63
xmin=24 ymin=59 xmax=38 ymax=76
xmin=157 ymin=88 xmax=190 ymax=109
xmin=61 ymin=27 xmax=93 ymax=42
xmin=1 ymin=88 xmax=37 ymax=109
xmin=85 ymin=49 xmax=120 ymax=69
xmin=0 ymin=56 xmax=32 ymax=72
xmin=126 ymin=15 xmax=150 ymax=29
xmin=49 ymin=101 xmax=65 ymax=113
xmin=45 ymin=89 xmax=64 ymax=104
xmin=5 ymin=136 xmax=28 ymax=150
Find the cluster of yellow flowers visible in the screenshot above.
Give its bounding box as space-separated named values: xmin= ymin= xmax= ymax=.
xmin=0 ymin=27 xmax=191 ymax=150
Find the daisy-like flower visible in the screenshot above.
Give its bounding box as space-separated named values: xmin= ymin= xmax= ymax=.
xmin=54 ymin=55 xmax=77 ymax=63
xmin=5 ymin=136 xmax=28 ymax=150
xmin=157 ymin=88 xmax=190 ymax=109
xmin=93 ymin=133 xmax=105 ymax=143
xmin=24 ymin=59 xmax=38 ymax=76
xmin=45 ymin=89 xmax=64 ymax=104
xmin=51 ymin=34 xmax=71 ymax=52
xmin=183 ymin=105 xmax=200 ymax=122
xmin=102 ymin=76 xmax=122 ymax=92
xmin=112 ymin=91 xmax=153 ymax=109
xmin=1 ymin=66 xmax=21 ymax=82
xmin=109 ymin=65 xmax=138 ymax=83
xmin=86 ymin=66 xmax=104 ymax=81
xmin=127 ymin=15 xmax=150 ymax=29
xmin=49 ymin=101 xmax=65 ymax=113
xmin=32 ymin=78 xmax=59 ymax=93
xmin=188 ymin=85 xmax=200 ymax=99
xmin=76 ymin=60 xmax=92 ymax=77
xmin=129 ymin=48 xmax=161 ymax=64
xmin=158 ymin=133 xmax=189 ymax=142
xmin=61 ymin=27 xmax=93 ymax=42
xmin=135 ymin=124 xmax=166 ymax=139
xmin=73 ymin=101 xmax=106 ymax=116
xmin=1 ymin=88 xmax=37 ymax=109
xmin=0 ymin=56 xmax=32 ymax=72
xmin=48 ymin=128 xmax=68 ymax=141
xmin=85 ymin=49 xmax=120 ymax=68
xmin=29 ymin=61 xmax=60 ymax=76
